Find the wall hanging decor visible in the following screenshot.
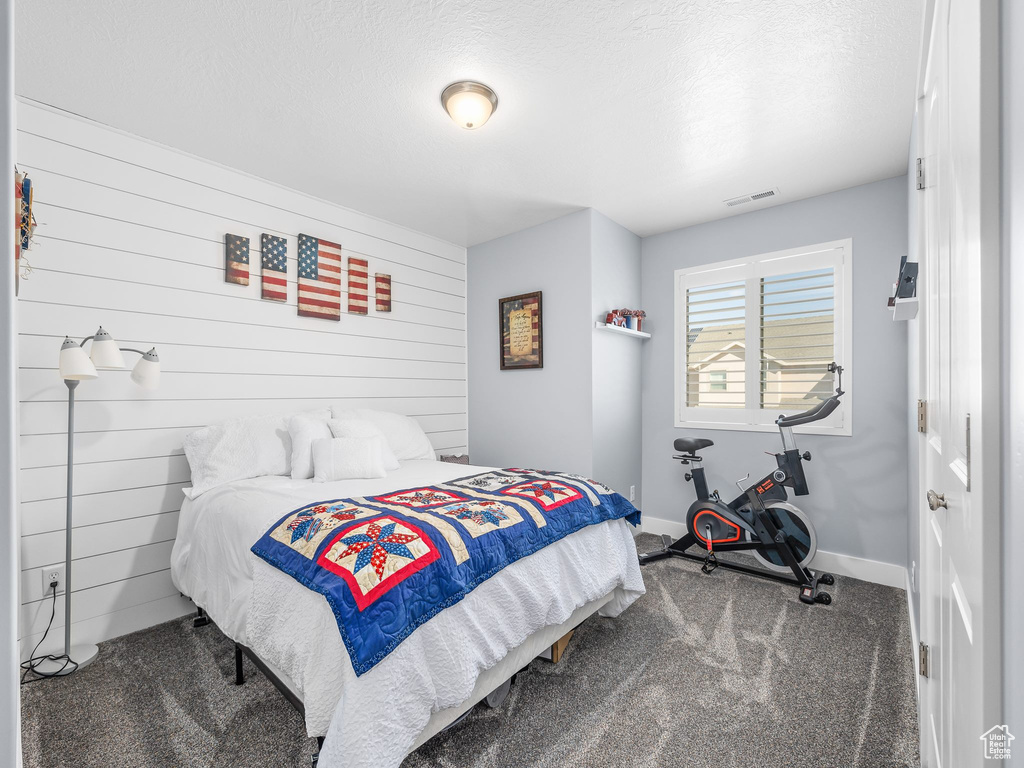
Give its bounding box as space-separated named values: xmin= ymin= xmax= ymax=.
xmin=224 ymin=233 xmax=250 ymax=285
xmin=260 ymin=233 xmax=288 ymax=302
xmin=348 ymin=257 xmax=368 ymax=314
xmin=14 ymin=173 xmax=21 ymax=295
xmin=15 ymin=169 xmax=37 ymax=295
xmin=375 ymin=273 xmax=392 ymax=312
xmin=499 ymin=291 xmax=543 ymax=370
xmin=297 ymin=233 xmax=342 ymax=320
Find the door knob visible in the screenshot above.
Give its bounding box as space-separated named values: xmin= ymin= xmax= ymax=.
xmin=927 ymin=490 xmax=947 ymax=510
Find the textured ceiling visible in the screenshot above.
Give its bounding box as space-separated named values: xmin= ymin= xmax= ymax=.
xmin=15 ymin=0 xmax=921 ymax=246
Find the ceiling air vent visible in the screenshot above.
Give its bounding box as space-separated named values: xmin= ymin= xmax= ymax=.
xmin=723 ymin=187 xmax=780 ymax=208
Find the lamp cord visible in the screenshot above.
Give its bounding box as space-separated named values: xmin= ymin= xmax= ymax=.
xmin=20 ymin=583 xmax=79 ymax=684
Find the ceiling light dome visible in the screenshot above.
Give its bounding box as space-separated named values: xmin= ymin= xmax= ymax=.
xmin=441 ymin=81 xmax=498 ymax=130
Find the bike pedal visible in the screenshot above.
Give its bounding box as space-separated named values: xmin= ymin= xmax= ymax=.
xmin=701 ymin=551 xmax=719 ymax=575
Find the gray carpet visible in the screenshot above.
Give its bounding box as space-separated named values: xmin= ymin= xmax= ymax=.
xmin=21 ymin=534 xmax=919 ymax=768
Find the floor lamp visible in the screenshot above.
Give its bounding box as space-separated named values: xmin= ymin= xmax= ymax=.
xmin=37 ymin=327 xmax=160 ymax=676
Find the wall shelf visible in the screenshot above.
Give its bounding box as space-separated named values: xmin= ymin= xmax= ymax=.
xmin=595 ymin=322 xmax=651 ymax=339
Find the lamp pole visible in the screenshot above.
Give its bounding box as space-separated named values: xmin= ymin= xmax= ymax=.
xmin=64 ymin=379 xmax=77 ymax=658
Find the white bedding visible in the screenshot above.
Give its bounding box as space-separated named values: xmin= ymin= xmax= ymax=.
xmin=170 ymin=460 xmax=645 ymax=768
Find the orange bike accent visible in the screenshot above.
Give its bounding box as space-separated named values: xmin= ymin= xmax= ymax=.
xmin=693 ymin=509 xmax=741 ymax=546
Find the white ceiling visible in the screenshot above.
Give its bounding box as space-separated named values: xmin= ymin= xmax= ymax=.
xmin=16 ymin=1 xmax=921 ymax=247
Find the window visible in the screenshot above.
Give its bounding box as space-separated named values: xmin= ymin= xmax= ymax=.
xmin=675 ymin=239 xmax=851 ymax=434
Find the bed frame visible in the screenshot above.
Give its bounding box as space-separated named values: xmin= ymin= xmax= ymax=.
xmin=192 ymin=591 xmax=612 ymax=767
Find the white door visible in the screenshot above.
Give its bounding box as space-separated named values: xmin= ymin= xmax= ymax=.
xmin=917 ymin=1 xmax=1001 ymax=766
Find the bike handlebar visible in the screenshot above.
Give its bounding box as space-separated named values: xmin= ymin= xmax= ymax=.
xmin=776 ymin=396 xmax=840 ymax=428
xmin=775 ymin=363 xmax=845 ymax=429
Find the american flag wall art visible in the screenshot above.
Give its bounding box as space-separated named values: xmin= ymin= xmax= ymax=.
xmin=298 ymin=234 xmax=342 ymax=320
xmin=261 ymin=234 xmax=288 ymax=302
xmin=348 ymin=257 xmax=368 ymax=314
xmin=225 ymin=234 xmax=250 ymax=286
xmin=375 ymin=273 xmax=392 ymax=312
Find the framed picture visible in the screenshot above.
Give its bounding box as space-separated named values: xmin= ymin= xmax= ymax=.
xmin=499 ymin=291 xmax=543 ymax=370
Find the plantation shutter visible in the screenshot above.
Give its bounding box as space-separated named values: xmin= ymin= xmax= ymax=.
xmin=684 ymin=280 xmax=746 ymax=409
xmin=759 ymin=268 xmax=835 ymax=410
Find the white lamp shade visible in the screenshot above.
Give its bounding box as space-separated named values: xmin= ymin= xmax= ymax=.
xmin=130 ymin=349 xmax=160 ymax=390
xmin=89 ymin=327 xmax=125 ymax=369
xmin=58 ymin=339 xmax=98 ymax=381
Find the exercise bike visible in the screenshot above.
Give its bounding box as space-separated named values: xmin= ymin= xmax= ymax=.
xmin=639 ymin=363 xmax=846 ymax=606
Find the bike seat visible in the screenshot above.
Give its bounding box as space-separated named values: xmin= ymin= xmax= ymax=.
xmin=673 ymin=437 xmax=714 ymax=454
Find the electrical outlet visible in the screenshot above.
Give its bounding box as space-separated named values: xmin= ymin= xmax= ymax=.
xmin=42 ymin=565 xmax=65 ymax=595
xmin=629 ymin=485 xmax=636 ymax=502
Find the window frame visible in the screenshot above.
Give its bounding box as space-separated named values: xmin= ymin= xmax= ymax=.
xmin=673 ymin=238 xmax=853 ymax=436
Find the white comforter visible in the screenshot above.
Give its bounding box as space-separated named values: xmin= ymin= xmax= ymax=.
xmin=170 ymin=460 xmax=645 ymax=768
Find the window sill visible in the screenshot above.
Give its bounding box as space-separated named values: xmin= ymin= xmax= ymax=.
xmin=673 ymin=419 xmax=852 ymax=437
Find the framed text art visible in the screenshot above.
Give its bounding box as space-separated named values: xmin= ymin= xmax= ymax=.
xmin=498 ymin=291 xmax=543 ymax=370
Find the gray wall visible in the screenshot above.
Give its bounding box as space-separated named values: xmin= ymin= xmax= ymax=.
xmin=467 ymin=207 xmax=644 ymax=500
xmin=467 ymin=209 xmax=594 ymax=474
xmin=640 ymin=176 xmax=910 ymax=565
xmin=1001 ymin=0 xmax=1023 ymax=742
xmin=591 ymin=211 xmax=642 ymax=502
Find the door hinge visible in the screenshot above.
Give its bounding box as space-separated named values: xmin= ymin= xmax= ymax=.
xmin=919 ymin=641 xmax=930 ymax=678
xmin=916 ymin=157 xmax=925 ymax=190
xmin=917 ymin=400 xmax=927 ymax=433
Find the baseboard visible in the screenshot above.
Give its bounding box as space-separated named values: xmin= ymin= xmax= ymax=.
xmin=640 ymin=515 xmax=687 ymax=539
xmin=640 ymin=515 xmax=908 ymax=590
xmin=810 ymin=550 xmax=906 ymax=589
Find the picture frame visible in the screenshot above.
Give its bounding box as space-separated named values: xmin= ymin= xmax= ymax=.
xmin=498 ymin=291 xmax=543 ymax=370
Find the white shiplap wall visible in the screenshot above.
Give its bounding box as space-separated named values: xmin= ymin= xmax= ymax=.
xmin=16 ymin=100 xmax=467 ymax=656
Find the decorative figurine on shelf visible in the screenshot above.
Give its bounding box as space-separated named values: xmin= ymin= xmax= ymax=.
xmin=607 ymin=310 xmax=627 ymax=327
xmin=616 ymin=308 xmax=647 ymax=331
xmin=605 ymin=309 xmax=646 ymax=330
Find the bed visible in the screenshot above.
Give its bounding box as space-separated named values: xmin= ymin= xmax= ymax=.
xmin=170 ymin=458 xmax=645 ymax=768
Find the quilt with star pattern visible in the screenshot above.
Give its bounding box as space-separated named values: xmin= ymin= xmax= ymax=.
xmin=251 ymin=468 xmax=641 ymax=676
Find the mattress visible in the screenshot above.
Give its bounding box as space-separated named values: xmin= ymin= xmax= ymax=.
xmin=170 ymin=460 xmax=645 ymax=767
xmin=172 ymin=462 xmax=490 ymax=648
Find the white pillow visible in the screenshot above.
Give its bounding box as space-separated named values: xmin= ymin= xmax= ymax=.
xmin=183 ymin=413 xmax=291 ymax=497
xmin=312 ymin=437 xmax=387 ymax=482
xmin=289 ymin=409 xmax=332 ymax=479
xmin=327 ymin=418 xmax=399 ymax=471
xmin=330 ymin=408 xmax=436 ymax=461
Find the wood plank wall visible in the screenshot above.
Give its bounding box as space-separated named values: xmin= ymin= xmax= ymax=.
xmin=15 ymin=101 xmax=467 ymax=656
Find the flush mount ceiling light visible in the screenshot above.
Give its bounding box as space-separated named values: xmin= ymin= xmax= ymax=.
xmin=441 ymin=81 xmax=498 ymax=130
